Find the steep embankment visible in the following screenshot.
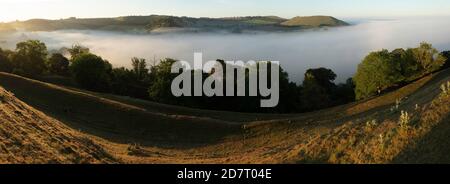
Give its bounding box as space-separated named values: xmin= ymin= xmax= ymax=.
xmin=0 ymin=70 xmax=448 ymax=163
xmin=0 ymin=87 xmax=116 ymax=164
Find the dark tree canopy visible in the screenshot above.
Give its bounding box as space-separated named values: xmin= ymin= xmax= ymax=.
xmin=301 ymin=68 xmax=337 ymax=110
xmin=11 ymin=40 xmax=48 ymax=76
xmin=67 ymin=44 xmax=90 ymax=60
xmin=0 ymin=48 xmax=13 ymax=73
xmin=148 ymin=58 xmax=179 ymax=104
xmin=5 ymin=39 xmax=447 ymax=114
xmin=441 ymin=51 xmax=450 ymax=69
xmin=69 ymin=53 xmax=112 ymax=92
xmin=47 ymin=53 xmax=70 ymax=75
xmin=354 ymin=42 xmax=446 ymax=100
xmin=131 ymin=57 xmax=149 ymax=80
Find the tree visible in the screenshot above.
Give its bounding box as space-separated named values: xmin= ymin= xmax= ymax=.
xmin=353 ymin=50 xmax=403 ymax=100
xmin=411 ymin=42 xmax=446 ymax=74
xmin=47 ymin=53 xmax=69 ymax=75
xmin=441 ymin=51 xmax=450 ymax=69
xmin=334 ymin=78 xmax=356 ymax=104
xmin=301 ymin=68 xmax=337 ymax=110
xmin=69 ymin=53 xmax=111 ymax=92
xmin=131 ymin=57 xmax=149 ymax=80
xmin=390 ymin=48 xmax=420 ymax=81
xmin=0 ymin=48 xmax=13 ymax=72
xmin=11 ymin=40 xmax=48 ymax=76
xmin=67 ymin=44 xmax=90 ymax=60
xmin=110 ymin=67 xmax=150 ymax=99
xmin=148 ymin=58 xmax=178 ymax=104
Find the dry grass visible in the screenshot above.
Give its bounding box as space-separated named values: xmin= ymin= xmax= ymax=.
xmin=0 ymin=69 xmax=449 ymax=164
xmin=0 ymin=87 xmax=117 ymax=164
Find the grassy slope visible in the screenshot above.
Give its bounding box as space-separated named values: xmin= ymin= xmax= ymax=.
xmin=0 ymin=87 xmax=116 ymax=163
xmin=0 ymin=69 xmax=448 ymax=163
xmin=0 ymin=73 xmax=240 ymax=148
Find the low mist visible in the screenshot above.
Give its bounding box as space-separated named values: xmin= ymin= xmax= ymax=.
xmin=1 ymin=17 xmax=450 ymax=83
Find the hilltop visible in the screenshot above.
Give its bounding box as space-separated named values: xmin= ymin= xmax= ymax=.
xmin=0 ymin=15 xmax=349 ymax=33
xmin=0 ymin=68 xmax=448 ymax=163
xmin=281 ymin=16 xmax=349 ymax=27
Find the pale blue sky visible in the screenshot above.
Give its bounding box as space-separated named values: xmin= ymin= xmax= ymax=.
xmin=1 ymin=0 xmax=449 ymax=22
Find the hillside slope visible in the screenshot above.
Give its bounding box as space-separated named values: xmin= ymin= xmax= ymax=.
xmin=0 ymin=15 xmax=348 ymax=33
xmin=0 ymin=70 xmax=448 ymax=163
xmin=0 ymin=87 xmax=116 ymax=164
xmin=281 ymin=16 xmax=349 ymax=27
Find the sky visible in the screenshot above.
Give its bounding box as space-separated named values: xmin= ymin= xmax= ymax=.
xmin=1 ymin=0 xmax=450 ymax=22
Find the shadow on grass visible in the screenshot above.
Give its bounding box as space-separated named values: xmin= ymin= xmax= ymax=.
xmin=392 ymin=116 xmax=450 ymax=164
xmin=0 ymin=72 xmax=243 ymax=149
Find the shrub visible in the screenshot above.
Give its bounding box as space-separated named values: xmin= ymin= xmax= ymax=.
xmin=440 ymin=81 xmax=450 ymax=98
xmin=365 ymin=119 xmax=378 ymax=130
xmin=399 ymin=111 xmax=411 ymax=130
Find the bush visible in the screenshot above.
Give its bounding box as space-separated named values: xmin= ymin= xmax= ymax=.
xmin=399 ymin=111 xmax=411 ymax=130
xmin=69 ymin=53 xmax=112 ymax=92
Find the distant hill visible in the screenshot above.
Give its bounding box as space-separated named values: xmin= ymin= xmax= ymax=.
xmin=0 ymin=15 xmax=349 ymax=33
xmin=281 ymin=16 xmax=349 ymax=27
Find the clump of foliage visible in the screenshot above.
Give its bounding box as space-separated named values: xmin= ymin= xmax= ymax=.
xmin=148 ymin=58 xmax=180 ymax=104
xmin=399 ymin=111 xmax=411 ymax=130
xmin=69 ymin=53 xmax=112 ymax=92
xmin=0 ymin=48 xmax=13 ymax=73
xmin=47 ymin=53 xmax=70 ymax=76
xmin=441 ymin=51 xmax=450 ymax=69
xmin=354 ymin=42 xmax=446 ymax=100
xmin=301 ymin=68 xmax=335 ymax=111
xmin=67 ymin=44 xmax=90 ymax=60
xmin=10 ymin=40 xmax=48 ymax=77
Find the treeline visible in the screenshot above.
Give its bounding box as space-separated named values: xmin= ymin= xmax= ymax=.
xmin=354 ymin=42 xmax=449 ymax=100
xmin=0 ymin=40 xmax=448 ymax=113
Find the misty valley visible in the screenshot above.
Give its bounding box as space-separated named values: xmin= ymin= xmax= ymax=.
xmin=1 ymin=17 xmax=450 ymax=83
xmin=0 ymin=10 xmax=450 ymax=167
